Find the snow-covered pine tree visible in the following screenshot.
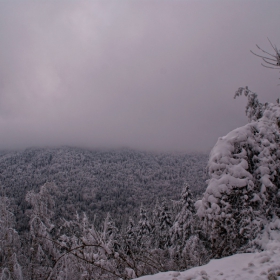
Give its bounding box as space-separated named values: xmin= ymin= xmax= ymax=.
xmin=25 ymin=183 xmax=59 ymax=279
xmin=152 ymin=198 xmax=161 ymax=225
xmin=158 ymin=199 xmax=172 ymax=249
xmin=197 ymin=90 xmax=280 ymax=257
xmin=136 ymin=204 xmax=152 ymax=249
xmin=170 ymin=183 xmax=195 ymax=248
xmin=184 ymin=234 xmax=209 ymax=267
xmin=102 ymin=212 xmax=119 ymax=251
xmin=124 ymin=217 xmax=137 ymax=254
xmin=151 ymin=198 xmax=161 ymax=248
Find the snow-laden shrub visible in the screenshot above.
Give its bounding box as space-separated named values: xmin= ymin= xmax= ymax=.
xmin=250 ymin=216 xmax=280 ymax=252
xmin=198 ymin=92 xmax=280 ymax=257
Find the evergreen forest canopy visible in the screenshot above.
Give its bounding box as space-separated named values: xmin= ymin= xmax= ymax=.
xmin=0 ymin=147 xmax=207 ymax=231
xmin=1 ymin=41 xmax=280 ymax=279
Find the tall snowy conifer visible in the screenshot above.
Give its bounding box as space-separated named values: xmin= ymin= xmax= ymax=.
xmin=103 ymin=212 xmax=119 ymax=251
xmin=25 ymin=183 xmax=58 ymax=279
xmin=151 ymin=198 xmax=162 ymax=248
xmin=158 ymin=199 xmax=172 ymax=249
xmin=170 ymin=183 xmax=195 ymax=248
xmin=152 ymin=198 xmax=161 ymax=230
xmin=184 ymin=235 xmax=209 ymax=267
xmin=197 ymin=91 xmax=280 ymax=257
xmin=137 ymin=205 xmax=152 ymax=248
xmin=124 ymin=217 xmax=137 ymax=254
xmin=126 ymin=217 xmax=135 ymax=241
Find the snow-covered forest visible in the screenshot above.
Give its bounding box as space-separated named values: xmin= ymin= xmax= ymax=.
xmin=1 ymin=1 xmax=280 ymax=278
xmin=1 ymin=89 xmax=280 ymax=279
xmin=0 ymin=148 xmax=208 ymax=279
xmin=0 ymin=148 xmax=207 ymax=230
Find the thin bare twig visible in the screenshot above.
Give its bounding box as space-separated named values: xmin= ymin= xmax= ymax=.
xmin=251 ymin=39 xmax=280 ymax=71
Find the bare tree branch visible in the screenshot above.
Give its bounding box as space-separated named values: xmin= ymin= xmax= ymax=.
xmin=251 ymin=39 xmax=280 ymax=72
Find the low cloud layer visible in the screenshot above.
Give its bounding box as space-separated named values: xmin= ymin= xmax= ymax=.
xmin=0 ymin=1 xmax=280 ymax=152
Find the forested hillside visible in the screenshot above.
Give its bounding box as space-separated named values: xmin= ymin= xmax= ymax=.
xmin=2 ymin=90 xmax=280 ymax=279
xmin=0 ymin=147 xmax=207 ymax=229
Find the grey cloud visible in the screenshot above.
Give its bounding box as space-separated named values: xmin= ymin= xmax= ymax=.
xmin=0 ymin=1 xmax=280 ymax=152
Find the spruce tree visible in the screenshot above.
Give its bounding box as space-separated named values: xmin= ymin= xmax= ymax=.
xmin=158 ymin=199 xmax=172 ymax=249
xmin=184 ymin=235 xmax=208 ymax=267
xmin=25 ymin=183 xmax=58 ymax=279
xmin=197 ymin=91 xmax=280 ymax=257
xmin=124 ymin=217 xmax=137 ymax=255
xmin=170 ymin=183 xmax=195 ymax=248
xmin=137 ymin=205 xmax=152 ymax=249
xmin=151 ymin=198 xmax=162 ymax=248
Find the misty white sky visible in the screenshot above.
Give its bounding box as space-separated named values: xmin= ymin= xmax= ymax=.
xmin=0 ymin=1 xmax=279 ymax=152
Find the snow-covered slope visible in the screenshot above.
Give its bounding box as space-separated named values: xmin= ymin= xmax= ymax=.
xmin=136 ymin=240 xmax=280 ymax=280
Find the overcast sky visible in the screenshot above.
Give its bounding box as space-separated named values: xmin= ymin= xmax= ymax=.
xmin=0 ymin=1 xmax=279 ymax=153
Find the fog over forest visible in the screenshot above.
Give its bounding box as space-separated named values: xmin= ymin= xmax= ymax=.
xmin=0 ymin=1 xmax=279 ymax=152
xmin=1 ymin=2 xmax=280 ymax=279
